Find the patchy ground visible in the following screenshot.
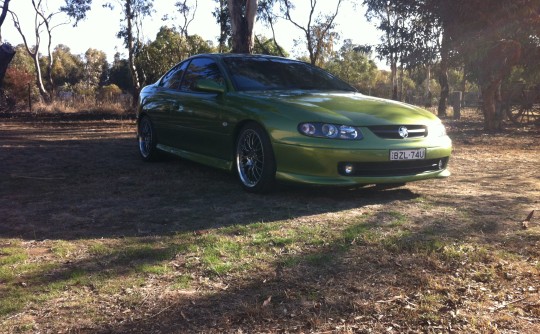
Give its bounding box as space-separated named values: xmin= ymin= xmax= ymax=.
xmin=0 ymin=109 xmax=539 ymax=333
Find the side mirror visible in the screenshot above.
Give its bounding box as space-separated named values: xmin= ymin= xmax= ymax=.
xmin=194 ymin=79 xmax=226 ymax=94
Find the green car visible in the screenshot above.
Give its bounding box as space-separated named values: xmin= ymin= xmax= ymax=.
xmin=137 ymin=54 xmax=451 ymax=192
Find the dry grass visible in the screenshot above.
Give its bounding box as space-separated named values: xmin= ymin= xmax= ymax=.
xmin=30 ymin=99 xmax=131 ymax=116
xmin=0 ymin=108 xmax=539 ymax=333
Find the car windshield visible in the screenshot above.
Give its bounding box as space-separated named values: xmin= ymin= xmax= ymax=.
xmin=222 ymin=57 xmax=356 ymax=92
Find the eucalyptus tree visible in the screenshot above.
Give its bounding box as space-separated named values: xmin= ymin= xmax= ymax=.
xmin=325 ymin=40 xmax=378 ymax=93
xmin=213 ymin=0 xmax=230 ymax=52
xmin=227 ymin=0 xmax=258 ymax=53
xmin=109 ymin=52 xmax=131 ymax=92
xmin=62 ymin=0 xmax=154 ymax=107
xmin=105 ymin=0 xmax=153 ymax=107
xmin=0 ymin=0 xmax=11 ymax=29
xmin=432 ymin=0 xmax=539 ymax=131
xmin=213 ymin=0 xmax=283 ymax=54
xmin=257 ymin=0 xmax=285 ymax=56
xmin=138 ymin=27 xmax=214 ymax=84
xmin=9 ymin=0 xmax=74 ymax=102
xmin=84 ymin=48 xmax=108 ymax=88
xmin=174 ymin=0 xmax=198 ymax=38
xmin=51 ymin=44 xmax=84 ymax=88
xmin=254 ymin=35 xmax=288 ymax=56
xmin=281 ymin=0 xmax=344 ymax=66
xmin=0 ymin=0 xmax=14 ymax=101
xmin=363 ymin=0 xmax=412 ymax=101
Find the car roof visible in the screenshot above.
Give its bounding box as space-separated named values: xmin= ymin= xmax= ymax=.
xmin=191 ymin=53 xmax=304 ymax=64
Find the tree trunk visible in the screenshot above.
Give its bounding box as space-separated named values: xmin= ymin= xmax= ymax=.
xmin=437 ymin=34 xmax=449 ymax=118
xmin=218 ymin=0 xmax=227 ymax=53
xmin=32 ymin=53 xmax=50 ymax=103
xmin=398 ymin=63 xmax=404 ymax=101
xmin=425 ymin=64 xmax=432 ymax=107
xmin=478 ymin=40 xmax=522 ymax=131
xmin=228 ymin=0 xmax=257 ymax=54
xmin=0 ymin=43 xmax=15 ymax=90
xmin=0 ymin=0 xmax=11 ymax=30
xmin=46 ymin=32 xmax=55 ymax=102
xmin=480 ymin=81 xmax=504 ymax=131
xmin=390 ymin=60 xmax=398 ymax=100
xmin=126 ymin=0 xmax=141 ymax=108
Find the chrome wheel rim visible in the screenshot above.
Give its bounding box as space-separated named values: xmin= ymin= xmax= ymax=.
xmin=236 ymin=129 xmax=264 ymax=187
xmin=138 ymin=119 xmax=152 ymax=158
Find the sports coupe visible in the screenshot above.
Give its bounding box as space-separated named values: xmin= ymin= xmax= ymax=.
xmin=137 ymin=54 xmax=452 ymax=192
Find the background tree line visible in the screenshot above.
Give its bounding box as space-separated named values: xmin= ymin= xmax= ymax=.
xmin=1 ymin=0 xmax=539 ymax=131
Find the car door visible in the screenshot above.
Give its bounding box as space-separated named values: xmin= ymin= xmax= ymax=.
xmin=147 ymin=61 xmax=189 ymax=146
xmin=170 ymin=57 xmax=230 ymax=159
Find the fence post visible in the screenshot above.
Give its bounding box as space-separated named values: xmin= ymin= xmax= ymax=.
xmin=28 ymin=83 xmax=32 ymax=113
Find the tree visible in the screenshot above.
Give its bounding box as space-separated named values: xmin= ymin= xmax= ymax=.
xmin=3 ymin=44 xmax=34 ymax=107
xmin=364 ymin=0 xmax=407 ymax=101
xmin=253 ymin=35 xmax=288 ymax=56
xmin=214 ymin=0 xmax=282 ymax=54
xmin=325 ymin=40 xmax=378 ymax=93
xmin=433 ymin=0 xmax=539 ymax=131
xmin=51 ymin=44 xmax=84 ymax=88
xmin=10 ymin=0 xmax=71 ymax=102
xmin=0 ymin=0 xmax=11 ymax=29
xmin=60 ymin=0 xmax=92 ymax=23
xmin=84 ymin=48 xmax=108 ymax=88
xmin=106 ymin=0 xmax=154 ymax=108
xmin=257 ymin=0 xmax=285 ymax=56
xmin=281 ymin=0 xmax=343 ymax=66
xmin=174 ymin=0 xmax=198 ymax=38
xmin=109 ymin=52 xmax=132 ymax=92
xmin=0 ymin=0 xmax=15 ymax=110
xmin=228 ymin=0 xmax=258 ymax=53
xmin=213 ymin=0 xmax=230 ymax=52
xmin=62 ymin=0 xmax=154 ymax=108
xmin=138 ymin=27 xmax=214 ymax=84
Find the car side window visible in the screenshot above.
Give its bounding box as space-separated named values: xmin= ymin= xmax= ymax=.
xmin=180 ymin=58 xmax=224 ymax=92
xmin=161 ymin=61 xmax=189 ymax=89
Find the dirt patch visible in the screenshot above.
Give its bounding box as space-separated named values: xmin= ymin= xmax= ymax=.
xmin=1 ymin=109 xmax=539 ymax=333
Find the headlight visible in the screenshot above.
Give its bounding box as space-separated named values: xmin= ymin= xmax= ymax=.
xmin=429 ymin=123 xmax=447 ymax=137
xmin=298 ymin=122 xmax=363 ymax=140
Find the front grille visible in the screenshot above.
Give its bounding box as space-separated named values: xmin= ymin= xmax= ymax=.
xmin=338 ymin=157 xmax=449 ymax=177
xmin=368 ymin=125 xmax=427 ymax=139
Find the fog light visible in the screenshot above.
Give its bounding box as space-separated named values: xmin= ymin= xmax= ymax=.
xmin=438 ymin=159 xmax=443 ymax=170
xmin=344 ymin=164 xmax=354 ymax=175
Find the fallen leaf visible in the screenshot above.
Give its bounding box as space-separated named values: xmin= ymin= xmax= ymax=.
xmin=262 ymin=296 xmax=272 ymax=307
xmin=521 ymin=210 xmax=536 ymax=229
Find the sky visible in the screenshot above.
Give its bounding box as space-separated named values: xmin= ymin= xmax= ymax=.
xmin=0 ymin=0 xmax=383 ymax=65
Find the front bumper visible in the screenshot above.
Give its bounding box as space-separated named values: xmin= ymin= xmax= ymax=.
xmin=272 ymin=139 xmax=452 ymax=186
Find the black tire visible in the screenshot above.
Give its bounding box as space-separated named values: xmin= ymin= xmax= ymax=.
xmin=138 ymin=116 xmax=160 ymax=161
xmin=235 ymin=123 xmax=276 ymax=193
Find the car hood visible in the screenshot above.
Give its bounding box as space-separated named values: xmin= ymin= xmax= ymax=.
xmin=237 ymin=90 xmax=440 ymax=126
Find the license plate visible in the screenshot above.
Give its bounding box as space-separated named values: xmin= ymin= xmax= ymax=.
xmin=389 ymin=148 xmax=426 ymax=161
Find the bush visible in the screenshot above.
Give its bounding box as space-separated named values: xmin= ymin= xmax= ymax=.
xmin=3 ymin=68 xmax=38 ymax=107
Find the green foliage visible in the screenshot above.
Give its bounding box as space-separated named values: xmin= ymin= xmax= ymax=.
xmin=137 ymin=27 xmax=215 ymax=84
xmin=325 ymin=40 xmax=378 ymax=93
xmin=282 ymin=0 xmax=344 ymax=66
xmin=4 ymin=67 xmax=36 ymax=104
xmin=109 ymin=52 xmax=132 ymax=92
xmin=98 ymin=84 xmax=123 ymax=101
xmin=61 ymin=0 xmax=93 ymax=23
xmin=52 ymin=44 xmax=84 ymax=87
xmin=253 ymin=35 xmax=288 ymax=57
xmin=9 ymin=44 xmax=35 ymax=73
xmin=84 ymin=48 xmax=108 ymax=87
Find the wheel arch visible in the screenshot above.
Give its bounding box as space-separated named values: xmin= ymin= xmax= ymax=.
xmin=231 ymin=119 xmax=276 ymax=161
